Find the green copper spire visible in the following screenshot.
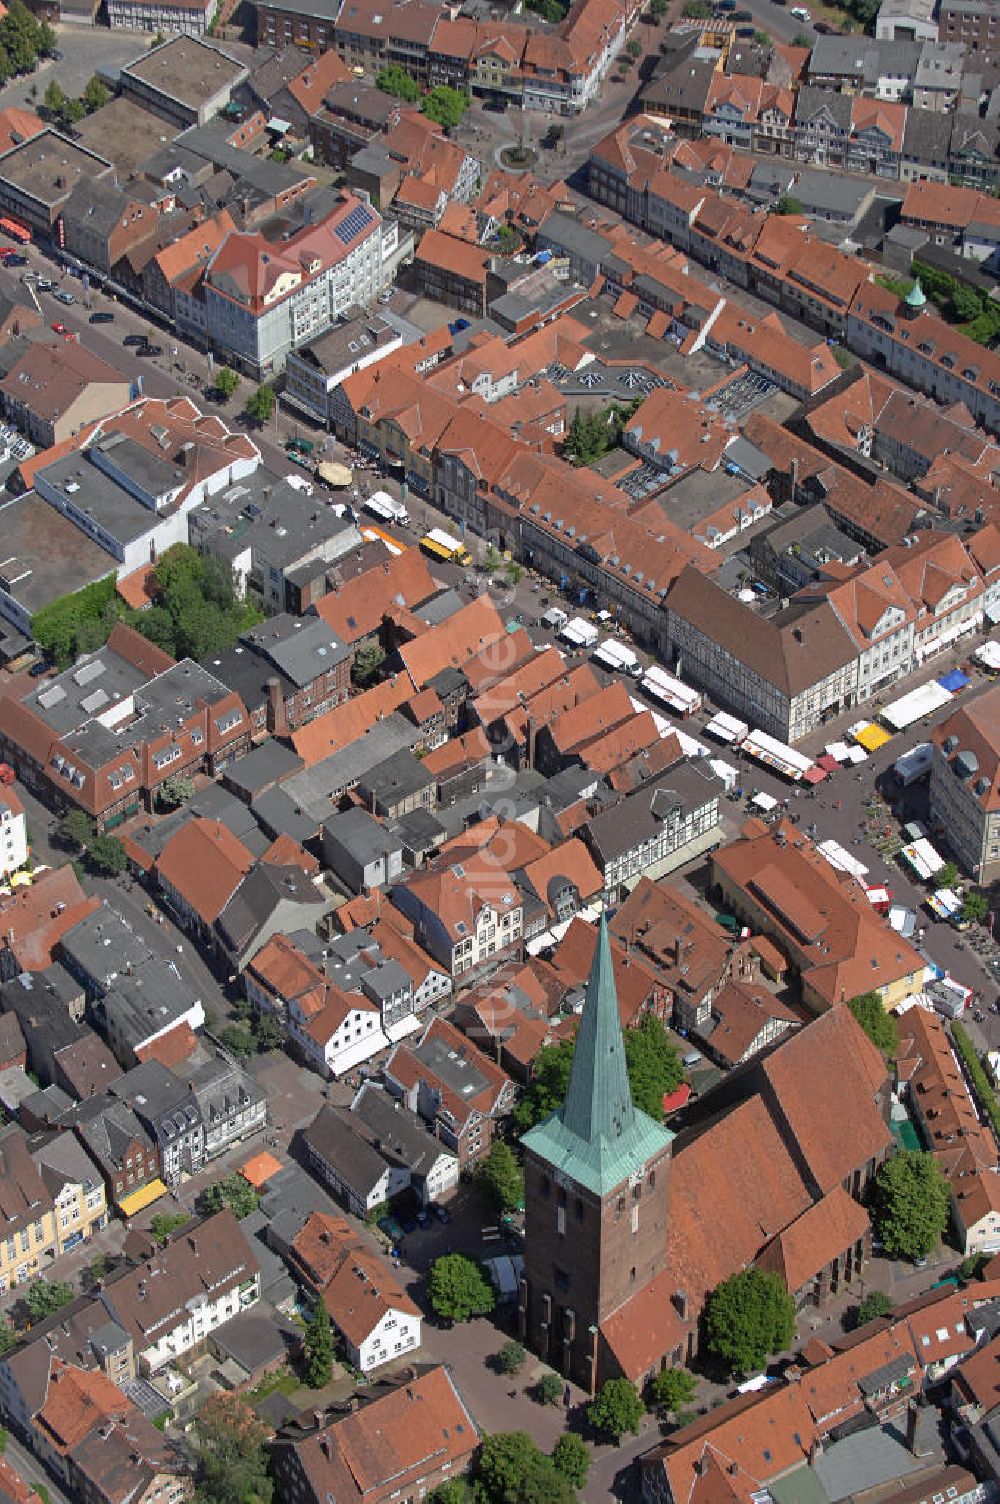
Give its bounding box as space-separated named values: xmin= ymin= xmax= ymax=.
xmin=904 ymin=278 xmax=926 ymax=310
xmin=521 ymin=914 xmax=673 ymax=1196
xmin=561 ymin=914 xmax=635 ymax=1144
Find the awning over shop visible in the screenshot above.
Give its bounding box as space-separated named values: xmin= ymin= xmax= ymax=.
xmin=852 ymin=722 xmax=892 ymax=752
xmin=318 ymin=461 xmax=352 ymax=487
xmin=118 ymin=1178 xmax=168 ymax=1216
xmin=937 ymin=669 xmax=970 ymax=693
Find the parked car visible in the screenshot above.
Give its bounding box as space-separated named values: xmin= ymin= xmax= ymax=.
xmin=89 ymin=311 xmax=114 ymax=324
xmin=432 ymin=1203 xmax=452 ymax=1224
xmin=28 ymin=657 xmax=52 ymax=677
xmin=50 ymin=321 xmax=66 ymax=335
xmin=377 ymin=1215 xmax=405 ymax=1242
xmin=2 ymin=253 xmax=26 ymax=267
xmin=415 ymin=1210 xmax=431 ymax=1229
xmin=54 ymin=289 xmax=76 ymax=305
xmin=137 ymin=343 xmax=163 ymax=357
xmin=122 ymin=333 xmax=147 ymax=347
xmin=36 ymin=278 xmax=53 ymax=291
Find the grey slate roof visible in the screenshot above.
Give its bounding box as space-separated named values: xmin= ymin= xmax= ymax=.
xmin=301 ymin=1102 xmax=387 ymax=1200
xmin=323 ymin=806 xmax=401 ymax=864
xmin=584 ymin=763 xmax=722 ymax=864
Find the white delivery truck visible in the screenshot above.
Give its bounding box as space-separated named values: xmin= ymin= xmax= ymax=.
xmin=592 ymin=638 xmax=642 ymax=678
xmin=893 ymin=742 xmax=934 ymax=787
xmin=364 ymin=490 xmax=410 ymax=526
xmin=559 ymin=617 xmax=599 ymax=650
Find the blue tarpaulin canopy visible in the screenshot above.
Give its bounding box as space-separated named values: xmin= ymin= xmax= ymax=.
xmin=937 ymin=669 xmax=970 ymax=693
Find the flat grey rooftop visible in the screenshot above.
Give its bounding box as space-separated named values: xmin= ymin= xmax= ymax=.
xmin=0 ymin=493 xmax=114 ymax=620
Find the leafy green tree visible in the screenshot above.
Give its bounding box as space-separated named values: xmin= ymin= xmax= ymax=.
xmin=42 ymin=77 xmax=63 ymax=116
xmin=421 ymin=85 xmax=469 ymax=130
xmin=33 ymin=572 xmax=121 ymax=663
xmin=214 ymin=366 xmax=240 ymax=399
xmin=199 ymin=1173 xmax=259 ymax=1220
xmin=588 ymin=1378 xmax=644 ymax=1444
xmin=82 ymin=75 xmax=109 ymax=112
xmin=871 ymin=1150 xmax=949 ymax=1261
xmin=218 ymin=1024 xmax=254 ymax=1061
xmin=244 ymin=384 xmax=275 ymax=426
xmin=649 ymin=0 xmax=667 ymax=15
xmin=305 ymin=1298 xmax=334 ymax=1388
xmin=848 ymin=992 xmax=898 ymax=1057
xmin=159 ymin=774 xmax=195 ymax=808
xmin=497 ymin=1339 xmax=527 ymax=1375
xmin=775 ymin=194 xmax=804 ymax=215
xmin=192 ymin=1392 xmax=272 ymax=1504
xmin=253 ymin=1013 xmax=285 ymax=1053
xmin=57 ymin=808 xmax=95 ymax=852
xmin=649 ymin=1366 xmax=697 ymax=1413
xmin=352 ymin=639 xmax=385 ymax=687
xmin=477 ymin=1433 xmax=575 ymax=1504
xmin=61 ymin=97 xmax=86 ymax=127
xmin=681 ymin=0 xmax=710 ymax=14
xmin=626 ymin=37 xmax=642 ymax=55
xmin=0 ymin=1319 xmax=14 ymax=1355
xmin=36 ymin=19 xmax=56 ymax=52
xmin=792 ymin=29 xmax=812 ymax=44
xmin=526 ymin=0 xmax=566 ymax=19
xmin=129 ymin=604 xmax=174 ymax=653
xmin=623 ymin=1013 xmax=682 ymax=1121
xmin=25 ymin=1279 xmax=74 ymax=1320
xmin=504 ymin=560 xmax=524 ymax=586
xmin=963 ymin=890 xmax=990 ymax=924
xmin=476 ymin=1140 xmax=524 ymax=1213
xmin=514 ymin=1037 xmax=575 ymax=1131
xmin=753 ymin=29 xmax=771 ymax=44
xmin=149 ymin=1212 xmax=189 ymax=1246
xmin=87 ymin=835 xmax=128 ymax=875
xmin=481 ymin=544 xmax=502 ymax=572
xmin=376 ymin=63 xmax=420 ymax=101
xmin=704 ymin=1269 xmax=795 ymax=1376
xmin=854 ymin=1290 xmax=893 ymax=1328
xmin=80 ymin=1254 xmax=111 ymax=1292
xmin=551 ymin=1432 xmax=589 ymax=1488
xmin=426 ymin=1253 xmax=495 ymax=1323
xmin=953 ymin=286 xmax=983 ymax=322
xmin=938 ymin=860 xmax=959 ymax=889
xmin=428 ymin=1483 xmax=470 ymax=1504
xmin=496 ymin=224 xmax=518 ymax=253
xmin=538 ymin=1372 xmax=564 ymax=1405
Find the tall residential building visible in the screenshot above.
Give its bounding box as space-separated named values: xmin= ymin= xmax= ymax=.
xmin=519 ymin=915 xmax=673 ymax=1392
xmin=202 ymin=193 xmax=407 ymax=378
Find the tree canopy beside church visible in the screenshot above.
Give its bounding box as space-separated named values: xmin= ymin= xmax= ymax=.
xmin=514 ymin=1013 xmax=682 ymax=1132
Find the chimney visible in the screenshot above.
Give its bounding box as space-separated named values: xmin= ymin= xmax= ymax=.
xmin=672 ymin=1289 xmax=689 ymax=1320
xmin=906 ymin=1400 xmax=932 ymax=1456
xmin=266 ymin=676 xmax=288 ymax=737
xmin=526 ymin=714 xmax=539 ymax=769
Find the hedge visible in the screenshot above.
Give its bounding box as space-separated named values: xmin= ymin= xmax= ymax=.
xmin=952 ymin=1021 xmax=1000 ymax=1139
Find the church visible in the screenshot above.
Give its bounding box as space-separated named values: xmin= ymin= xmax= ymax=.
xmin=518 ymin=913 xmax=894 ymax=1394
xmin=519 ymin=915 xmax=675 ymax=1393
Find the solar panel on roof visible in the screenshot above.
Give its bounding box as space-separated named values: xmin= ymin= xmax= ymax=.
xmin=336 ymin=204 xmax=374 ymax=245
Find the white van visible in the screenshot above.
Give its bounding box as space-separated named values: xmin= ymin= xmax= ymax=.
xmin=790 ymin=6 xmax=811 ymax=19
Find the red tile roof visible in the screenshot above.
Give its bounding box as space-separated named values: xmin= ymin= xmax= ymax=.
xmin=155 ymin=817 xmax=255 ymax=925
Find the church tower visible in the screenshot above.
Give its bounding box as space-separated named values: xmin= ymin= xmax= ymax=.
xmin=519 ymin=916 xmax=673 ymax=1393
